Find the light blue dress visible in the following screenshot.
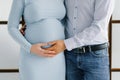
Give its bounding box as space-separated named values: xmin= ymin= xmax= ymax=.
xmin=8 ymin=0 xmax=66 ymax=80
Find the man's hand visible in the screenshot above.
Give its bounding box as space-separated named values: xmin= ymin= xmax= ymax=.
xmin=20 ymin=25 xmax=26 ymax=36
xmin=30 ymin=43 xmax=56 ymax=57
xmin=45 ymin=40 xmax=66 ymax=55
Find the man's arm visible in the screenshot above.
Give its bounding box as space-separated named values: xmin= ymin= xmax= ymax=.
xmin=64 ymin=0 xmax=114 ymax=51
xmin=45 ymin=0 xmax=114 ymax=55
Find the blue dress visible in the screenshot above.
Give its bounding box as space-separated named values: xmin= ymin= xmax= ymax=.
xmin=8 ymin=0 xmax=66 ymax=80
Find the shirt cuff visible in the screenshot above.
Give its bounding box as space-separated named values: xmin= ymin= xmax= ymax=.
xmin=64 ymin=38 xmax=77 ymax=51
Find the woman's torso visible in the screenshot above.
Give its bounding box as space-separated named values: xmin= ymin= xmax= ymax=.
xmin=23 ymin=0 xmax=66 ymax=44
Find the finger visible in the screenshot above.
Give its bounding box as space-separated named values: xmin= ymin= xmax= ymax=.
xmin=23 ymin=32 xmax=25 ymax=34
xmin=22 ymin=31 xmax=24 ymax=34
xmin=22 ymin=25 xmax=26 ymax=28
xmin=48 ymin=41 xmax=56 ymax=45
xmin=39 ymin=43 xmax=48 ymax=46
xmin=39 ymin=48 xmax=58 ymax=56
xmin=22 ymin=28 xmax=26 ymax=31
xmin=21 ymin=30 xmax=23 ymax=33
xmin=45 ymin=47 xmax=55 ymax=51
xmin=40 ymin=42 xmax=54 ymax=49
xmin=46 ymin=54 xmax=56 ymax=57
xmin=19 ymin=29 xmax=22 ymax=33
xmin=40 ymin=48 xmax=56 ymax=54
xmin=40 ymin=52 xmax=56 ymax=57
xmin=20 ymin=31 xmax=25 ymax=35
xmin=20 ymin=29 xmax=25 ymax=33
xmin=40 ymin=53 xmax=55 ymax=57
xmin=45 ymin=50 xmax=56 ymax=54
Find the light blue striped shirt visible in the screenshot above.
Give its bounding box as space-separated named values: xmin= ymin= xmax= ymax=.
xmin=64 ymin=0 xmax=114 ymax=51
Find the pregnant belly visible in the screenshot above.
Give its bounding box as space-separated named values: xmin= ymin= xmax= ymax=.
xmin=24 ymin=19 xmax=65 ymax=44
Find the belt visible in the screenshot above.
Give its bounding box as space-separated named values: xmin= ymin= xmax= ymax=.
xmin=72 ymin=43 xmax=108 ymax=53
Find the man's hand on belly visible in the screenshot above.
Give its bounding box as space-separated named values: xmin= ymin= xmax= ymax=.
xmin=45 ymin=40 xmax=66 ymax=55
xmin=19 ymin=24 xmax=26 ymax=36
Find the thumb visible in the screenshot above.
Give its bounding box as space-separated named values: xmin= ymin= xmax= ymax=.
xmin=38 ymin=43 xmax=48 ymax=46
xmin=39 ymin=43 xmax=53 ymax=49
xmin=48 ymin=41 xmax=56 ymax=45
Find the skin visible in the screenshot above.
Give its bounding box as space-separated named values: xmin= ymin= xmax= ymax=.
xmin=20 ymin=26 xmax=66 ymax=57
xmin=30 ymin=43 xmax=56 ymax=57
xmin=45 ymin=40 xmax=66 ymax=56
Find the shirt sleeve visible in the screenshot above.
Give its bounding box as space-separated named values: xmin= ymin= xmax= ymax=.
xmin=8 ymin=0 xmax=32 ymax=53
xmin=64 ymin=0 xmax=114 ymax=51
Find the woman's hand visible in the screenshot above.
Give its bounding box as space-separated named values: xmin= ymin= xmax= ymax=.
xmin=30 ymin=43 xmax=56 ymax=57
xmin=45 ymin=40 xmax=66 ymax=55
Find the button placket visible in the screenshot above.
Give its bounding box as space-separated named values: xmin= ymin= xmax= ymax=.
xmin=73 ymin=0 xmax=78 ymax=33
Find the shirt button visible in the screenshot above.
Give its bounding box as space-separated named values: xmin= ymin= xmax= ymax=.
xmin=73 ymin=28 xmax=76 ymax=30
xmin=74 ymin=17 xmax=77 ymax=19
xmin=75 ymin=6 xmax=78 ymax=8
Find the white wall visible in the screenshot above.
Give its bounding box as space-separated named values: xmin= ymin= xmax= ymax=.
xmin=112 ymin=24 xmax=120 ymax=68
xmin=0 ymin=0 xmax=13 ymax=21
xmin=0 ymin=73 xmax=19 ymax=80
xmin=112 ymin=72 xmax=120 ymax=80
xmin=0 ymin=0 xmax=20 ymax=80
xmin=112 ymin=0 xmax=120 ymax=68
xmin=0 ymin=26 xmax=20 ymax=69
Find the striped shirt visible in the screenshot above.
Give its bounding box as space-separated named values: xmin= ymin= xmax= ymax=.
xmin=64 ymin=0 xmax=114 ymax=51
